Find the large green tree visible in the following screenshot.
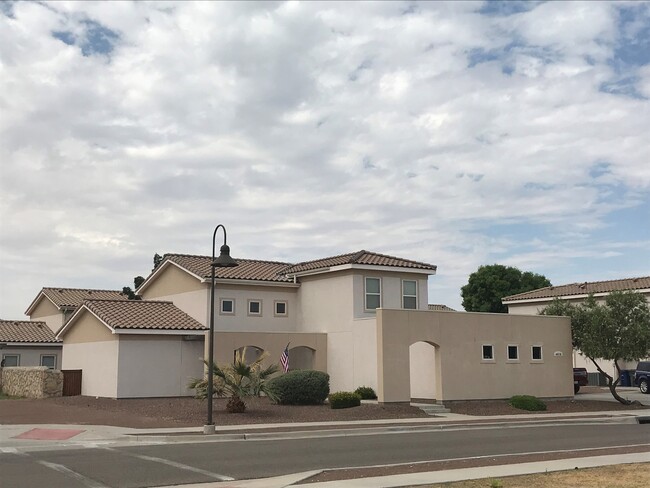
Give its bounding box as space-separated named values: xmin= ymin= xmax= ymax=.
xmin=461 ymin=264 xmax=551 ymax=313
xmin=542 ymin=291 xmax=650 ymax=405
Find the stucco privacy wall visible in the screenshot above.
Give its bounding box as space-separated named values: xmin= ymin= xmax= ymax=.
xmin=28 ymin=297 xmax=62 ymax=333
xmin=212 ymin=331 xmax=327 ymax=374
xmin=1 ymin=367 xmax=63 ymax=398
xmin=117 ymin=335 xmax=205 ymax=398
xmin=60 ymin=310 xmax=119 ymax=397
xmin=0 ymin=346 xmax=62 ymax=369
xmin=376 ymin=309 xmax=573 ymax=402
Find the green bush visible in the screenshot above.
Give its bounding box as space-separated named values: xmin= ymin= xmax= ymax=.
xmin=508 ymin=395 xmax=547 ymax=411
xmin=354 ymin=386 xmax=377 ymax=400
xmin=266 ymin=370 xmax=329 ymax=405
xmin=329 ymin=391 xmax=361 ymax=409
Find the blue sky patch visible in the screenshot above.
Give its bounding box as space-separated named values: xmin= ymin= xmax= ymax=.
xmin=53 ymin=31 xmax=76 ymax=46
xmin=81 ymin=20 xmax=119 ymax=56
xmin=478 ymin=1 xmax=541 ymax=17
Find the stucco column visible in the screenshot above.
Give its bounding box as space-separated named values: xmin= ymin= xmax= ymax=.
xmin=376 ymin=309 xmax=411 ymax=403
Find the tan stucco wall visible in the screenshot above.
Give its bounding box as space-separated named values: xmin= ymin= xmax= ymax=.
xmin=143 ymin=263 xmax=205 ymax=297
xmin=377 ymin=309 xmax=573 ymax=402
xmin=211 ymin=331 xmax=327 ymax=374
xmin=63 ymin=311 xmax=116 ymax=344
xmin=29 ymin=298 xmax=63 ymax=333
xmin=1 ymin=346 xmax=62 ymax=369
xmin=62 ymin=341 xmax=119 ymax=397
xmin=116 ymin=335 xmax=205 ymax=398
xmin=297 ymin=271 xmax=355 ymax=333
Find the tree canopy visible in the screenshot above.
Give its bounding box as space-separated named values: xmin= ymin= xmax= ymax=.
xmin=541 ymin=291 xmax=650 ymax=404
xmin=461 ymin=264 xmax=551 ymax=313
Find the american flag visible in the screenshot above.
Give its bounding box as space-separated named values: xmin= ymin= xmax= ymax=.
xmin=280 ymin=343 xmax=290 ymax=373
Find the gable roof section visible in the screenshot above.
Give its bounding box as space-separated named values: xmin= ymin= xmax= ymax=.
xmin=502 ymin=276 xmax=650 ymax=303
xmin=282 ymin=250 xmax=437 ymax=275
xmin=58 ymin=299 xmax=206 ymax=338
xmin=0 ymin=320 xmax=61 ymax=344
xmin=25 ymin=287 xmax=127 ymax=315
xmin=161 ymin=254 xmax=293 ymax=283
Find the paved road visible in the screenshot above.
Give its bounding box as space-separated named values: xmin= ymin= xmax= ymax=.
xmin=2 ymin=423 xmax=649 ymax=487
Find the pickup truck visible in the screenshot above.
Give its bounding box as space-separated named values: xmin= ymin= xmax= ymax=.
xmin=573 ymin=367 xmax=588 ymax=394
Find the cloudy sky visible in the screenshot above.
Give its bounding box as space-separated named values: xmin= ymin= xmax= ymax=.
xmin=1 ymin=1 xmax=649 ymax=319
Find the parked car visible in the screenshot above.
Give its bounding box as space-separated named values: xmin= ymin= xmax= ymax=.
xmin=573 ymin=367 xmax=588 ymax=394
xmin=634 ymin=361 xmax=650 ymax=394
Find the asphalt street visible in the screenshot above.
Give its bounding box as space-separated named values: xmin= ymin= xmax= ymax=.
xmin=2 ymin=422 xmax=649 ymax=488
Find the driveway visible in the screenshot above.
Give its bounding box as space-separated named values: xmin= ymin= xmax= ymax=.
xmin=576 ymin=387 xmax=649 ymax=405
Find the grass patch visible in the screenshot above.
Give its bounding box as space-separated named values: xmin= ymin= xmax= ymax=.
xmin=508 ymin=395 xmax=547 ymax=411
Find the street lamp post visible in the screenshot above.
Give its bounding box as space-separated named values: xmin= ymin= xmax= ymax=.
xmin=204 ymin=224 xmax=238 ymax=435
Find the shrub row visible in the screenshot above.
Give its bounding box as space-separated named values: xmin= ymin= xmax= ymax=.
xmin=508 ymin=395 xmax=547 ymax=411
xmin=354 ymin=386 xmax=377 ymax=400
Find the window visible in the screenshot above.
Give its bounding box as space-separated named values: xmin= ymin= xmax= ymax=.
xmin=220 ymin=298 xmax=235 ymax=315
xmin=402 ymin=280 xmax=418 ymax=309
xmin=365 ymin=277 xmax=381 ymax=310
xmin=40 ymin=355 xmax=56 ymax=369
xmin=531 ymin=345 xmax=543 ymax=361
xmin=507 ymin=345 xmax=519 ymax=361
xmin=248 ymin=299 xmax=262 ymax=316
xmin=274 ymin=301 xmax=287 ymax=317
xmin=2 ymin=354 xmax=19 ymax=367
xmin=482 ymin=344 xmax=494 ymax=361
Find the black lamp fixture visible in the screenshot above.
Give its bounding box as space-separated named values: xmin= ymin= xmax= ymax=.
xmin=205 ymin=224 xmax=238 ymax=435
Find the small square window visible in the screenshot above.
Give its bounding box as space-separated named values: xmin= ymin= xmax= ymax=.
xmin=2 ymin=354 xmax=19 ymax=367
xmin=248 ymin=300 xmax=262 ymax=316
xmin=507 ymin=345 xmax=519 ymax=361
xmin=531 ymin=345 xmax=543 ymax=361
xmin=482 ymin=345 xmax=494 ymax=360
xmin=220 ymin=299 xmax=235 ymax=314
xmin=274 ymin=301 xmax=287 ymax=316
xmin=40 ymin=355 xmax=56 ymax=369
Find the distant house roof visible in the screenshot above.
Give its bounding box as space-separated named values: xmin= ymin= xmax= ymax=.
xmin=0 ymin=320 xmax=61 ymax=344
xmin=502 ymin=276 xmax=650 ymax=303
xmin=58 ymin=299 xmax=206 ymax=338
xmin=25 ymin=287 xmax=128 ymax=315
xmin=282 ymin=250 xmax=437 ymax=275
xmin=428 ymin=304 xmax=456 ymax=312
xmin=161 ymin=254 xmax=294 ymax=283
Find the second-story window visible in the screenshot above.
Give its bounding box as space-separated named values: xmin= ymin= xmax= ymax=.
xmin=220 ymin=298 xmax=235 ymax=315
xmin=365 ymin=277 xmax=381 ymax=310
xmin=274 ymin=300 xmax=287 ymax=317
xmin=248 ymin=299 xmax=262 ymax=316
xmin=402 ymin=280 xmax=417 ymax=309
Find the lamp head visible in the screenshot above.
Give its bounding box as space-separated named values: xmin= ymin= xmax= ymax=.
xmin=212 ymin=244 xmax=239 ymax=267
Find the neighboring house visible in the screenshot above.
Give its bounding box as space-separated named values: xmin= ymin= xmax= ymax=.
xmin=25 ymin=287 xmax=128 ymax=333
xmin=503 ymin=276 xmax=650 ymax=379
xmin=428 ymin=304 xmax=455 ymax=311
xmin=0 ymin=319 xmax=62 ymax=369
xmin=56 ymin=299 xmax=206 ymax=398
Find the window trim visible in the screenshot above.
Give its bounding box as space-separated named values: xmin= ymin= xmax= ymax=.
xmin=248 ymin=299 xmax=263 ymax=316
xmin=531 ymin=345 xmax=543 ymax=362
xmin=481 ymin=344 xmax=495 ymax=362
xmin=507 ymin=344 xmax=519 ymax=362
xmin=219 ymin=298 xmax=235 ymax=315
xmin=402 ymin=279 xmax=418 ymax=310
xmin=40 ymin=354 xmax=57 ymax=369
xmin=2 ymin=354 xmax=20 ymax=367
xmin=274 ymin=300 xmax=288 ymax=317
xmin=364 ymin=277 xmax=382 ymax=312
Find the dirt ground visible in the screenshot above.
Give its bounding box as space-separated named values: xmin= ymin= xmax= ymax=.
xmin=0 ymin=389 xmax=646 ymax=429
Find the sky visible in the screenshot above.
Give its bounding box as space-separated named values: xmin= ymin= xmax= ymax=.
xmin=1 ymin=0 xmax=649 ymax=320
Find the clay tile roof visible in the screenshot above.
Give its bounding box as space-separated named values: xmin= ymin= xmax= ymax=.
xmin=428 ymin=304 xmax=456 ymax=312
xmin=0 ymin=320 xmax=61 ymax=343
xmin=81 ymin=299 xmax=206 ymax=331
xmin=502 ymin=276 xmax=650 ymax=302
xmin=41 ymin=287 xmax=127 ymax=309
xmin=282 ymin=250 xmax=437 ymax=275
xmin=164 ymin=254 xmax=294 ymax=283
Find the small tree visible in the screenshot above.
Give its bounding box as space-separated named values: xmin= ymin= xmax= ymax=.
xmin=542 ymin=291 xmax=650 ymax=405
xmin=462 ymin=264 xmax=551 ymax=313
xmin=189 ymin=347 xmax=279 ymax=413
xmin=153 ymin=253 xmax=163 ymax=270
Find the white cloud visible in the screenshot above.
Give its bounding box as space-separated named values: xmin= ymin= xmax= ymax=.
xmin=0 ymin=1 xmax=648 ymax=317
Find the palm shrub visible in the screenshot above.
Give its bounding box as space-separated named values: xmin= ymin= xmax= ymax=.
xmin=266 ymin=370 xmax=329 ymax=405
xmin=354 ymin=386 xmax=377 ymax=400
xmin=508 ymin=395 xmax=547 ymax=411
xmin=188 ymin=347 xmax=279 ymax=413
xmin=329 ymin=391 xmax=361 ymax=409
